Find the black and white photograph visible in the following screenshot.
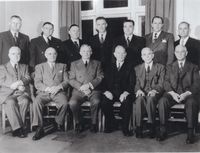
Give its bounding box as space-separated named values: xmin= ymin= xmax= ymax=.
xmin=0 ymin=0 xmax=200 ymax=152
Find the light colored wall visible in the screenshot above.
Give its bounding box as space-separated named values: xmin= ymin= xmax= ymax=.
xmin=175 ymin=0 xmax=200 ymax=40
xmin=0 ymin=1 xmax=59 ymax=39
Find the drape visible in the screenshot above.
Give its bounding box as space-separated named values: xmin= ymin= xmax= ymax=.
xmin=145 ymin=0 xmax=175 ymax=34
xmin=59 ymin=0 xmax=81 ymax=41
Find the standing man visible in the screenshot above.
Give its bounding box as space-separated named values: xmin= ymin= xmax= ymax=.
xmin=145 ymin=16 xmax=174 ymax=65
xmin=157 ymin=45 xmax=200 ymax=144
xmin=134 ymin=47 xmax=165 ymax=139
xmin=29 ymin=22 xmax=61 ymax=71
xmin=32 ymin=47 xmax=69 ymax=141
xmin=89 ymin=17 xmax=113 ymax=70
xmin=101 ymin=45 xmax=135 ymax=136
xmin=60 ymin=24 xmax=84 ymax=70
xmin=114 ymin=19 xmax=145 ymax=67
xmin=69 ymin=44 xmax=104 ymax=133
xmin=0 ymin=15 xmax=29 ymax=65
xmin=175 ymin=21 xmax=200 ymax=68
xmin=0 ymin=46 xmax=31 ymax=138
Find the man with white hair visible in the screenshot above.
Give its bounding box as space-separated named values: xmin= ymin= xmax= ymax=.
xmin=0 ymin=46 xmax=31 ymax=138
xmin=32 ymin=47 xmax=69 ymax=140
xmin=0 ymin=15 xmax=29 ymax=64
xmin=157 ymin=45 xmax=200 ymax=144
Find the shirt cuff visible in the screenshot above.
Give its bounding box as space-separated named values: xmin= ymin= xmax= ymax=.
xmin=88 ymin=82 xmax=94 ymax=90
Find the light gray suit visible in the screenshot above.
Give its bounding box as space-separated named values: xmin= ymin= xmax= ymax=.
xmin=69 ymin=59 xmax=104 ymax=124
xmin=32 ymin=62 xmax=69 ymax=127
xmin=0 ymin=62 xmax=31 ymax=130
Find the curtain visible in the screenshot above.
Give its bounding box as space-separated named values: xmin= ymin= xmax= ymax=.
xmin=145 ymin=0 xmax=175 ymax=34
xmin=59 ymin=0 xmax=81 ymax=41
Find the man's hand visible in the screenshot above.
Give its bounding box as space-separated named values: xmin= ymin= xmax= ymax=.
xmin=80 ymin=84 xmax=90 ymax=92
xmin=83 ymin=89 xmax=92 ymax=96
xmin=119 ymin=91 xmax=130 ymax=103
xmin=147 ymin=90 xmax=158 ymax=97
xmin=104 ymin=91 xmax=113 ymax=100
xmin=179 ymin=91 xmax=192 ymax=102
xmin=18 ymin=85 xmax=25 ymax=92
xmin=168 ymin=91 xmax=180 ymax=103
xmin=136 ymin=89 xmax=145 ymax=97
xmin=10 ymin=80 xmax=24 ymax=90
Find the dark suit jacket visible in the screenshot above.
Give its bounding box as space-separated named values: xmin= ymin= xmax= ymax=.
xmin=59 ymin=39 xmax=84 ymax=70
xmin=103 ymin=61 xmax=135 ymax=96
xmin=0 ymin=31 xmax=29 ymax=64
xmin=113 ymin=35 xmax=145 ymax=66
xmin=89 ymin=33 xmax=113 ymax=70
xmin=164 ymin=61 xmax=200 ymax=95
xmin=145 ymin=31 xmax=174 ymax=65
xmin=0 ymin=62 xmax=31 ymax=103
xmin=69 ymin=59 xmax=104 ymax=91
xmin=135 ymin=63 xmax=165 ymax=94
xmin=34 ymin=62 xmax=68 ymax=93
xmin=29 ymin=36 xmax=61 ymax=70
xmin=175 ymin=37 xmax=200 ymax=68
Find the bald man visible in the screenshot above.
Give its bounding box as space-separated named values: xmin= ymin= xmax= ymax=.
xmin=0 ymin=46 xmax=31 ymax=138
xmin=101 ymin=45 xmax=135 ymax=136
xmin=32 ymin=47 xmax=69 ymax=140
xmin=134 ymin=47 xmax=165 ymax=139
xmin=157 ymin=45 xmax=200 ymax=144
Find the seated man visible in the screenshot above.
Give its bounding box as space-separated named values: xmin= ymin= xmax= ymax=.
xmin=69 ymin=44 xmax=104 ymax=133
xmin=0 ymin=46 xmax=31 ymax=138
xmin=101 ymin=45 xmax=135 ymax=136
xmin=32 ymin=47 xmax=69 ymax=140
xmin=157 ymin=45 xmax=200 ymax=144
xmin=134 ymin=47 xmax=165 ymax=138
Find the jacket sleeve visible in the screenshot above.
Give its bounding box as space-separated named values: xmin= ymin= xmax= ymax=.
xmin=21 ymin=65 xmax=31 ymax=85
xmin=0 ymin=65 xmax=11 ymax=88
xmin=69 ymin=62 xmax=82 ymax=90
xmin=60 ymin=64 xmax=69 ymax=89
xmin=134 ymin=67 xmax=141 ymax=93
xmin=167 ymin=33 xmax=175 ymax=65
xmin=90 ymin=62 xmax=104 ymax=89
xmin=164 ymin=64 xmax=173 ymax=92
xmin=189 ymin=65 xmax=200 ymax=94
xmin=34 ymin=65 xmax=47 ymax=91
xmin=153 ymin=65 xmax=165 ymax=93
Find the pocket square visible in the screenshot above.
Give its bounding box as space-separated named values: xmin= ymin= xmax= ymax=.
xmin=59 ymin=70 xmax=63 ymax=73
xmin=162 ymin=39 xmax=167 ymax=43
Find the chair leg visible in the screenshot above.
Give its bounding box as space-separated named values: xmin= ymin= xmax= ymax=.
xmin=29 ymin=103 xmax=33 ymax=132
xmin=2 ymin=104 xmax=6 ymax=134
xmin=98 ymin=109 xmax=102 ymax=132
xmin=102 ymin=114 xmax=105 ymax=132
xmin=64 ymin=113 xmax=68 ymax=132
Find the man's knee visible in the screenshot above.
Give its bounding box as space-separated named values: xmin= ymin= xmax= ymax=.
xmin=5 ymin=98 xmax=17 ymax=107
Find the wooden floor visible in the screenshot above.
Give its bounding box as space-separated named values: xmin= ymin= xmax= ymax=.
xmin=0 ymin=119 xmax=200 ymax=153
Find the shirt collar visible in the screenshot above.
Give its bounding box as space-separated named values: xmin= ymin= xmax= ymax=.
xmin=10 ymin=61 xmax=18 ymax=68
xmin=153 ymin=31 xmax=161 ymax=38
xmin=124 ymin=34 xmax=133 ymax=41
xmin=145 ymin=61 xmax=153 ymax=69
xmin=99 ymin=32 xmax=107 ymax=39
xmin=180 ymin=36 xmax=189 ymax=45
xmin=178 ymin=60 xmax=185 ymax=67
xmin=82 ymin=59 xmax=89 ymax=64
xmin=10 ymin=31 xmax=19 ymax=37
xmin=71 ymin=38 xmax=79 ymax=43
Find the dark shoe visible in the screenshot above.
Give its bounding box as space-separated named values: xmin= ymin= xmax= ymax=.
xmin=122 ymin=129 xmax=133 ymax=137
xmin=75 ymin=123 xmax=83 ymax=133
xmin=104 ymin=127 xmax=113 ymax=133
xmin=32 ymin=127 xmax=44 ymax=141
xmin=156 ymin=125 xmax=167 ymax=141
xmin=12 ymin=128 xmax=26 ymax=138
xmin=135 ymin=127 xmax=143 ymax=138
xmin=53 ymin=122 xmax=62 ymax=131
xmin=186 ymin=129 xmax=195 ymax=144
xmin=90 ymin=124 xmax=98 ymax=133
xmin=148 ymin=124 xmax=156 ymax=138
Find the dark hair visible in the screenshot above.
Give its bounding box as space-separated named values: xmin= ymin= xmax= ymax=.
xmin=96 ymin=16 xmax=107 ymax=23
xmin=69 ymin=24 xmax=79 ymax=31
xmin=179 ymin=21 xmax=190 ymax=28
xmin=43 ymin=22 xmax=54 ymax=28
xmin=123 ymin=19 xmax=135 ymax=26
xmin=152 ymin=16 xmax=164 ymax=24
xmin=10 ymin=15 xmax=22 ymax=21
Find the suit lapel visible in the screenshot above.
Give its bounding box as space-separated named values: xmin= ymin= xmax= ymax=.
xmin=150 ymin=31 xmax=164 ymax=50
xmin=148 ymin=63 xmax=156 ymax=83
xmin=179 ymin=61 xmax=189 ymax=79
xmin=171 ymin=62 xmax=179 ymax=89
xmin=6 ymin=31 xmax=15 ymax=45
xmin=7 ymin=62 xmax=17 ymax=79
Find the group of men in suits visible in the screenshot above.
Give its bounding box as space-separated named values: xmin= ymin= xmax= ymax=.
xmin=0 ymin=14 xmax=200 ymax=144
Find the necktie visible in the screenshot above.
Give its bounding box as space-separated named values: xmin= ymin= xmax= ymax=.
xmin=180 ymin=39 xmax=184 ymax=46
xmin=85 ymin=61 xmax=88 ymax=67
xmin=100 ymin=34 xmax=104 ymax=44
xmin=14 ymin=64 xmax=18 ymax=79
xmin=117 ymin=63 xmax=121 ymax=71
xmin=74 ymin=41 xmax=79 ymax=48
xmin=146 ymin=65 xmax=150 ymax=73
xmin=179 ymin=62 xmax=183 ymax=72
xmin=127 ymin=37 xmax=130 ymax=46
xmin=13 ymin=33 xmax=18 ymax=46
xmin=153 ymin=33 xmax=157 ymax=43
xmin=47 ymin=37 xmax=51 ymax=45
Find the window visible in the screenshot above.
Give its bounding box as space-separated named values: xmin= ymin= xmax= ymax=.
xmin=81 ymin=0 xmax=145 ymax=37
